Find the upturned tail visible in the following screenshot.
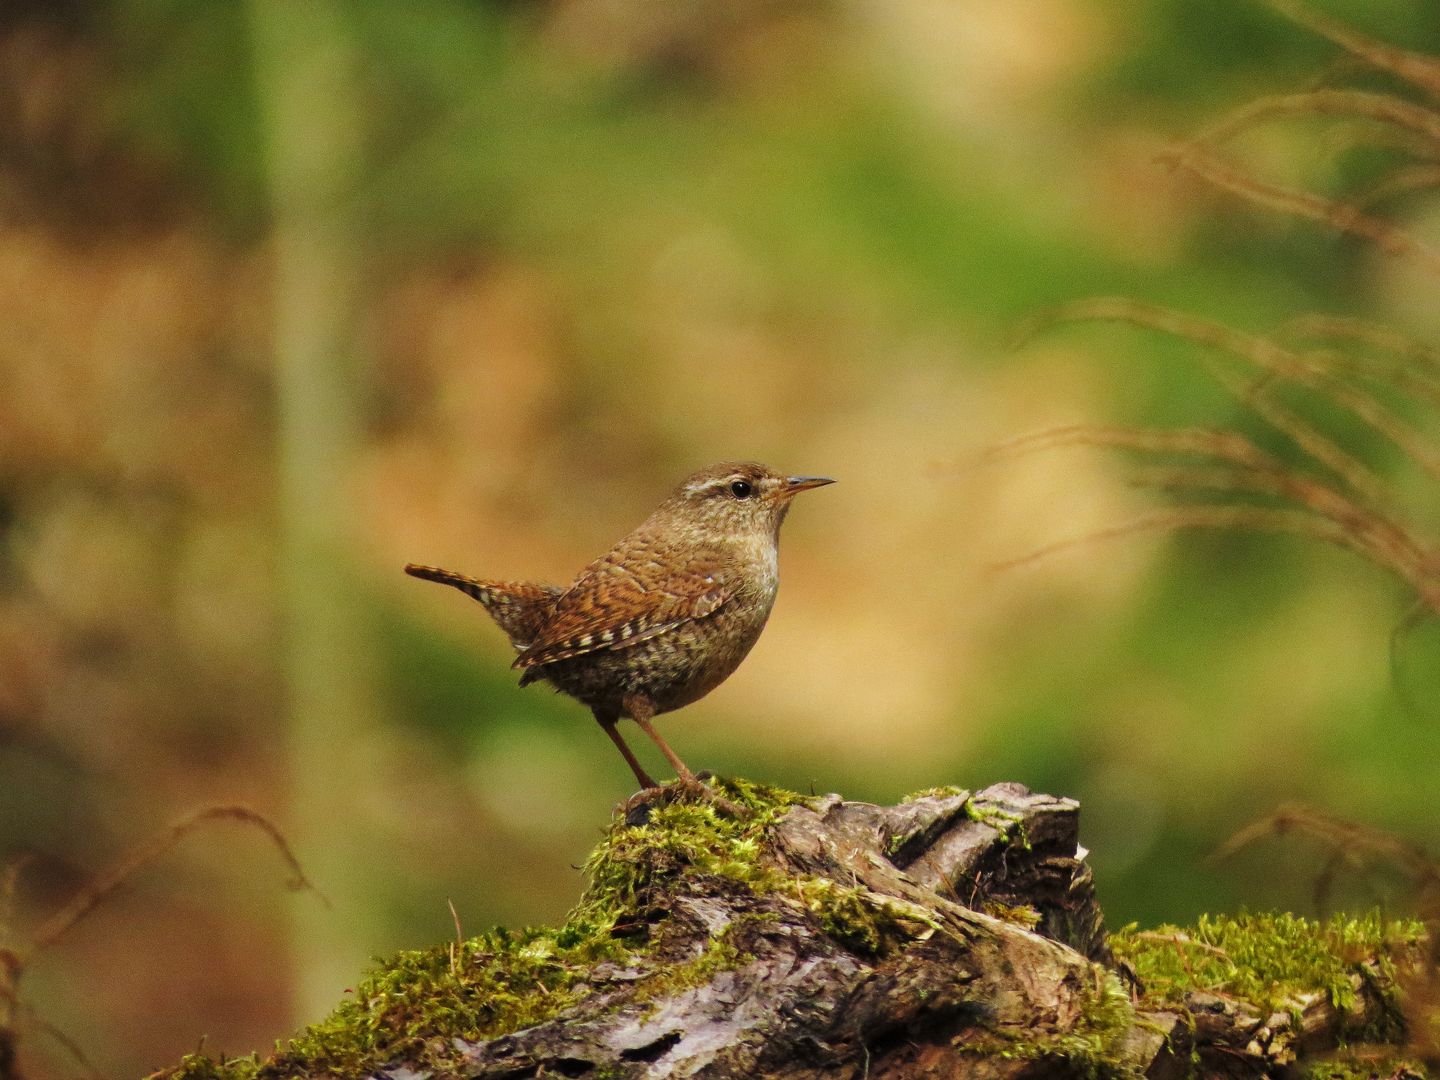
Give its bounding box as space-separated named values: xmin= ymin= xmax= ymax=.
xmin=404 ymin=563 xmax=562 ymax=649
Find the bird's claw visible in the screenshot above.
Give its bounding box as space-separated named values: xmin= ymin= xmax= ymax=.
xmin=619 ymin=775 xmax=750 ymax=823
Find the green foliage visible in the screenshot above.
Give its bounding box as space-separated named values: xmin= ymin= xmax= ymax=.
xmin=379 ymin=596 xmax=578 ymax=754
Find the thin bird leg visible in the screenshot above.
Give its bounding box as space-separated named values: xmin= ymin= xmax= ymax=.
xmin=623 ymin=694 xmax=696 ymax=782
xmin=621 ymin=695 xmax=749 ymax=819
xmin=594 ymin=711 xmax=658 ymax=789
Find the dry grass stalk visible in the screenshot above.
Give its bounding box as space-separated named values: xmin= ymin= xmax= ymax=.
xmin=1288 ymin=348 xmax=1440 ymax=414
xmin=1013 ymin=294 xmax=1440 ymax=613
xmin=1282 ymin=315 xmax=1440 ymax=371
xmin=1157 ymin=3 xmax=1440 ymax=283
xmin=1022 ymin=299 xmax=1402 ymax=504
xmin=0 ymin=806 xmax=321 ymax=1080
xmin=1267 ymin=0 xmax=1440 ymax=99
xmin=1190 ymin=89 xmax=1440 ymax=150
xmin=995 ymin=422 xmax=1427 ymax=580
xmin=1216 ymin=803 xmax=1440 ymax=1066
xmin=1352 ymin=164 xmax=1440 ymax=210
xmin=1007 ymin=5 xmax=1440 ymax=1068
xmin=991 ymin=505 xmax=1365 ymax=574
xmin=1158 ymin=144 xmax=1440 ymax=280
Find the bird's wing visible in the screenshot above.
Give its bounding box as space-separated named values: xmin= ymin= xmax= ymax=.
xmin=512 ymin=552 xmax=733 ymax=671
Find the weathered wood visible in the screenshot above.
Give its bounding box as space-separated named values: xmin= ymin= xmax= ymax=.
xmin=154 ymin=782 xmax=1425 ymax=1080
xmin=452 ymin=783 xmax=1116 ymax=1080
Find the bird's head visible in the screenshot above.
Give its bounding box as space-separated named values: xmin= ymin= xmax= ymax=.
xmin=659 ymin=461 xmax=835 ymax=542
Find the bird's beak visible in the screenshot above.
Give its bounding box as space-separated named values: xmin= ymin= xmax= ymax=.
xmin=779 ymin=475 xmax=836 ymax=500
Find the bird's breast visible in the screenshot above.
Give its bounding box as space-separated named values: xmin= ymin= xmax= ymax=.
xmin=728 ymin=534 xmax=780 ymax=601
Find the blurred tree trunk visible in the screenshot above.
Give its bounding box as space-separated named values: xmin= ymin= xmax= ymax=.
xmin=246 ymin=0 xmax=380 ymax=1020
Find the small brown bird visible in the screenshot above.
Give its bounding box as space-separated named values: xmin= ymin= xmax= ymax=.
xmin=405 ymin=462 xmax=834 ymax=790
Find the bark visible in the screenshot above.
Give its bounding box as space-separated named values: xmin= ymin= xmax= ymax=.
xmin=428 ymin=784 xmax=1413 ymax=1079
xmin=453 ymin=784 xmax=1108 ymax=1080
xmin=152 ymin=782 xmax=1422 ymax=1080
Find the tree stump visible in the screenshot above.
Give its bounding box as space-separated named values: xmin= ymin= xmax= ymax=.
xmin=157 ymin=780 xmax=1427 ymax=1080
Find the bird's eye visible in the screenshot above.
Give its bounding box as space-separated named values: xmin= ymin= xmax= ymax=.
xmin=729 ymin=480 xmax=753 ymax=499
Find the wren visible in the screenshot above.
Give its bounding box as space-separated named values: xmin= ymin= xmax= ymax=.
xmin=405 ymin=462 xmax=834 ymax=791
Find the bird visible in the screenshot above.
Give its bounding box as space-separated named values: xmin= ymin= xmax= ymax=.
xmin=404 ymin=462 xmax=834 ymax=791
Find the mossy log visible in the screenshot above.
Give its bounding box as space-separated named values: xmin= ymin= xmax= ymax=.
xmin=159 ymin=781 xmax=1427 ymax=1080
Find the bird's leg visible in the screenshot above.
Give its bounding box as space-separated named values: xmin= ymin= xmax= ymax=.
xmin=623 ymin=694 xmax=695 ymax=781
xmin=622 ymin=695 xmax=748 ymax=818
xmin=594 ymin=709 xmax=658 ymax=790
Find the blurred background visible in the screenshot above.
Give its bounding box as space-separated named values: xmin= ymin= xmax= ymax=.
xmin=2 ymin=0 xmax=1439 ymax=1076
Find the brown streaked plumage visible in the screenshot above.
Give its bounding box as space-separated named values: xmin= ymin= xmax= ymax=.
xmin=404 ymin=462 xmax=834 ymax=789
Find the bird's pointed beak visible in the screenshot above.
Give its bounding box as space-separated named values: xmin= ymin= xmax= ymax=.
xmin=779 ymin=475 xmax=836 ymax=499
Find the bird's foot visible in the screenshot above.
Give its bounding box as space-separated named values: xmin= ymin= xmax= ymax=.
xmin=620 ymin=785 xmax=665 ymax=824
xmin=620 ymin=774 xmax=749 ymax=824
xmin=673 ymin=773 xmax=750 ymax=818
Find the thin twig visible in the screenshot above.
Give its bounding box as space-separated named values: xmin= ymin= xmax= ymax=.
xmin=19 ymin=1000 xmax=104 ymax=1080
xmin=31 ymin=805 xmax=326 ymax=958
xmin=1213 ymin=802 xmax=1440 ymax=888
xmin=1283 ymin=362 xmax=1440 ymax=486
xmin=447 ymin=898 xmax=464 ymax=948
xmin=447 ymin=898 xmax=464 ymax=977
xmin=1294 ymin=348 xmax=1440 ymax=414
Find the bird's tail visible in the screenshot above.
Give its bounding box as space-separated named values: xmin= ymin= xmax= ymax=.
xmin=403 ymin=564 xmax=561 ymax=649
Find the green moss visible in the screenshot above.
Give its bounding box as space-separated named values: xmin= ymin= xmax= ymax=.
xmin=571 ymin=775 xmax=804 ymax=930
xmin=167 ymin=1053 xmax=260 ymax=1080
xmin=633 ymin=919 xmax=755 ymax=1002
xmin=984 ymin=911 xmax=1427 ymax=1080
xmin=1304 ymin=1053 xmax=1428 ymax=1080
xmin=156 ymin=777 xmax=936 ymax=1080
xmin=256 ymin=924 xmax=629 ymax=1077
xmin=172 ymin=791 xmax=1426 ymax=1080
xmin=965 ymin=800 xmax=1032 ymax=851
xmin=1110 ymin=911 xmax=1424 ymax=1023
xmin=903 ymin=785 xmax=969 ymax=801
xmin=253 ymin=779 xmax=809 ymax=1078
xmin=983 ymin=901 xmax=1043 ymax=930
xmin=794 ymin=876 xmax=933 ymax=956
xmin=990 ymin=969 xmax=1140 ymax=1079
